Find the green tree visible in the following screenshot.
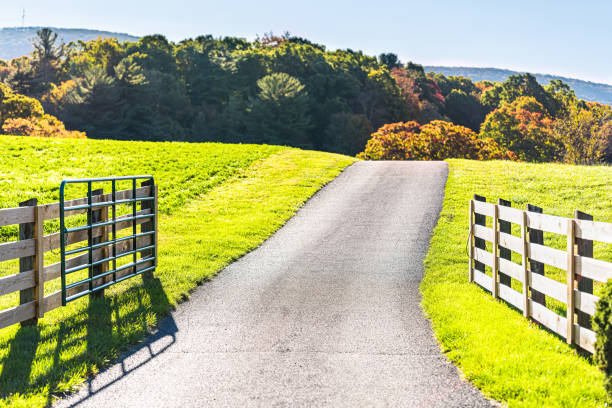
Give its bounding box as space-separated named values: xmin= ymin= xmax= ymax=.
xmin=31 ymin=28 xmax=65 ymax=92
xmin=248 ymin=72 xmax=312 ymax=146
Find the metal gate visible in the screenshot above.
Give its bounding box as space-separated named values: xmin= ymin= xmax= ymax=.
xmin=59 ymin=176 xmax=157 ymax=305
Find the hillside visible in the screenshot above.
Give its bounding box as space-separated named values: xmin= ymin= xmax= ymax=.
xmin=0 ymin=135 xmax=355 ymax=407
xmin=0 ymin=27 xmax=139 ymax=60
xmin=425 ymin=66 xmax=612 ymax=106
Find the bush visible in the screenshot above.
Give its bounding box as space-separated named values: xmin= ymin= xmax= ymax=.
xmin=594 ymin=280 xmax=612 ymax=396
xmin=2 ymin=114 xmax=86 ymax=139
xmin=0 ymin=83 xmax=44 ymax=127
xmin=358 ymin=120 xmax=515 ymax=161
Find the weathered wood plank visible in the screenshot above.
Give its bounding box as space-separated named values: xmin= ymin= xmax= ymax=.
xmin=498 ymin=283 xmax=523 ymax=310
xmin=527 ymin=204 xmax=546 ymax=307
xmin=575 ymin=219 xmax=612 ymax=244
xmin=497 ymin=205 xmax=523 ymax=225
xmin=473 ymin=199 xmax=495 ymax=217
xmin=469 ymin=200 xmax=474 ymax=282
xmin=0 ymin=301 xmax=36 ymax=330
xmin=527 ymin=242 xmax=567 ymax=271
xmin=498 ymin=258 xmax=523 ymax=282
xmin=492 ymin=204 xmax=499 ymax=298
xmin=521 ymin=211 xmax=529 ymax=317
xmin=0 ymin=206 xmax=34 ymax=227
xmin=573 ymin=324 xmax=596 ymax=353
xmin=473 ymin=269 xmax=493 ymax=292
xmin=566 ymin=219 xmax=576 ymax=345
xmin=0 ymin=239 xmax=35 ymax=262
xmin=19 ymin=198 xmax=37 ymax=327
xmin=498 ymin=231 xmax=523 ymax=254
xmin=575 ymin=210 xmax=593 ymax=329
xmin=526 ymin=211 xmax=568 ymax=236
xmin=498 ymin=199 xmax=512 ymax=287
xmin=34 ymin=206 xmax=45 ymax=318
xmin=473 ymin=224 xmax=494 ymax=243
xmin=529 ymin=271 xmax=567 ymax=303
xmin=0 ymin=270 xmax=35 ymax=296
xmin=474 ymin=195 xmax=488 ymax=283
xmin=474 ymin=247 xmax=494 ymax=268
xmin=529 ymin=300 xmax=567 ymax=338
xmin=575 ymin=290 xmax=598 ymax=316
xmin=575 ymin=255 xmax=612 ymax=284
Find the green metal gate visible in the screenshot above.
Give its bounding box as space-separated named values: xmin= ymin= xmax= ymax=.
xmin=59 ymin=176 xmax=157 ymax=305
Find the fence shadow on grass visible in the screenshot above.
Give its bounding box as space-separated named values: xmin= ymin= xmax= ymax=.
xmin=55 ymin=275 xmax=177 ymax=407
xmin=0 ymin=324 xmax=40 ymax=399
xmin=0 ymin=275 xmax=176 ymax=407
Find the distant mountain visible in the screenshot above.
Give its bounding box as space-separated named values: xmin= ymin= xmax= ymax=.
xmin=0 ymin=27 xmax=139 ymax=60
xmin=425 ymin=66 xmax=612 ymax=106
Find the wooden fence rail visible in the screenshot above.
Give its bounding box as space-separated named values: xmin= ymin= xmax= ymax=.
xmin=0 ymin=184 xmax=157 ymax=330
xmin=468 ymin=195 xmax=612 ymax=353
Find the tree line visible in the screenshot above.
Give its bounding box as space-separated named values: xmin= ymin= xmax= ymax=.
xmin=0 ymin=29 xmax=610 ymax=163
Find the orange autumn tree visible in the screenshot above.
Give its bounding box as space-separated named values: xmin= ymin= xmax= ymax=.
xmin=480 ymin=97 xmax=562 ymax=162
xmin=358 ymin=120 xmax=515 ymax=161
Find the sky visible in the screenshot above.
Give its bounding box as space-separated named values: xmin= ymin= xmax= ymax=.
xmin=2 ymin=0 xmax=612 ymax=84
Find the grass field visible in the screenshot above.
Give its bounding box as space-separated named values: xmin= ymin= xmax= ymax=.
xmin=421 ymin=159 xmax=612 ymax=408
xmin=0 ymin=136 xmax=355 ymax=407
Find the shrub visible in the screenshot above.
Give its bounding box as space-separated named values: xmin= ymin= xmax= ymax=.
xmin=2 ymin=114 xmax=86 ymax=139
xmin=358 ymin=120 xmax=515 ymax=161
xmin=0 ymin=83 xmax=44 ymax=127
xmin=594 ymin=280 xmax=612 ymax=396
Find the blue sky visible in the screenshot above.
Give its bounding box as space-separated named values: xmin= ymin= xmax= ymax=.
xmin=3 ymin=0 xmax=612 ymax=84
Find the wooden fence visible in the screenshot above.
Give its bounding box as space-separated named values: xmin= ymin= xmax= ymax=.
xmin=0 ymin=183 xmax=158 ymax=329
xmin=468 ymin=195 xmax=612 ymax=353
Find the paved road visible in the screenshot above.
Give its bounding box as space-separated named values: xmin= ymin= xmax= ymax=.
xmin=56 ymin=161 xmax=494 ymax=408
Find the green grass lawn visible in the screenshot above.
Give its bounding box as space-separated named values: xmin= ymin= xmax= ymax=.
xmin=0 ymin=136 xmax=355 ymax=407
xmin=421 ymin=159 xmax=612 ymax=408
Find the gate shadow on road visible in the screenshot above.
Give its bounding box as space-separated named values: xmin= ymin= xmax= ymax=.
xmin=57 ymin=275 xmax=178 ymax=407
xmin=0 ymin=275 xmax=177 ymax=407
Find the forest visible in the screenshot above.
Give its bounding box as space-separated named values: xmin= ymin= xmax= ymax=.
xmin=0 ymin=28 xmax=610 ymax=164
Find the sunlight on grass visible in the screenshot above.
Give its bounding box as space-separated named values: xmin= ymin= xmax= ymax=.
xmin=0 ymin=138 xmax=355 ymax=407
xmin=422 ymin=159 xmax=611 ymax=408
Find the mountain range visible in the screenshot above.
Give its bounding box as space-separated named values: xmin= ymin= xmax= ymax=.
xmin=425 ymin=66 xmax=612 ymax=106
xmin=0 ymin=27 xmax=138 ymax=60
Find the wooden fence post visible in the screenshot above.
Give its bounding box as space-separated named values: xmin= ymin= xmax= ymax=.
xmin=492 ymin=204 xmax=499 ymax=299
xmin=19 ymin=198 xmax=38 ymax=326
xmin=91 ymin=189 xmax=108 ymax=298
xmin=474 ymin=195 xmax=487 ymax=281
xmin=521 ymin=211 xmax=529 ymax=318
xmin=141 ymin=180 xmax=156 ymax=281
xmin=34 ymin=206 xmax=45 ymax=318
xmin=566 ymin=219 xmax=576 ymax=345
xmin=527 ymin=204 xmax=546 ymax=306
xmin=468 ymin=200 xmax=475 ymax=282
xmin=498 ymin=199 xmax=512 ymax=287
xmin=575 ymin=210 xmax=593 ymax=329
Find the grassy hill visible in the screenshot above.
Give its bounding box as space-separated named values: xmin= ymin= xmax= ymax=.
xmin=0 ymin=135 xmax=355 ymax=407
xmin=426 ymin=66 xmax=612 ymax=106
xmin=0 ymin=27 xmax=139 ymax=60
xmin=422 ymin=159 xmax=612 ymax=407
